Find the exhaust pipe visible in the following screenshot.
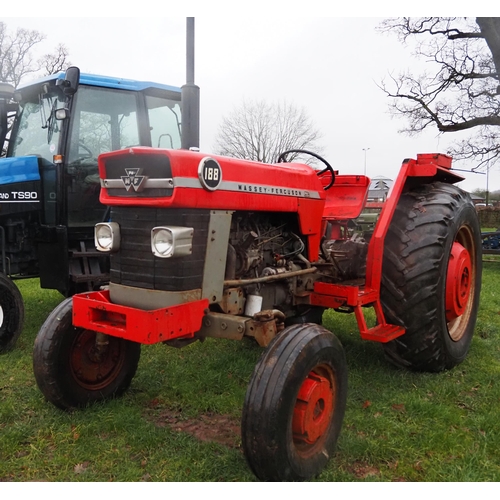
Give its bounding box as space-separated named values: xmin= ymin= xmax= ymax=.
xmin=181 ymin=17 xmax=200 ymax=150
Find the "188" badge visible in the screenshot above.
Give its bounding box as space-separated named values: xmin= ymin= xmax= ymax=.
xmin=198 ymin=157 xmax=222 ymax=191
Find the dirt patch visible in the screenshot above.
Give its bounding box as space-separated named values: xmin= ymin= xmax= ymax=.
xmin=347 ymin=461 xmax=381 ymax=479
xmin=144 ymin=403 xmax=241 ymax=448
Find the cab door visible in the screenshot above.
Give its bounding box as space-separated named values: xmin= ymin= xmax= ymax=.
xmin=65 ymin=85 xmax=141 ymax=227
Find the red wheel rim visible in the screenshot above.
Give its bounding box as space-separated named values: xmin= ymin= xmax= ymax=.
xmin=446 ymin=241 xmax=472 ymax=322
xmin=69 ymin=329 xmax=126 ymax=390
xmin=292 ymin=364 xmax=336 ymax=456
xmin=446 ymin=226 xmax=477 ymax=342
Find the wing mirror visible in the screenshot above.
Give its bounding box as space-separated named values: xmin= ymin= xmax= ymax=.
xmin=56 ymin=66 xmax=80 ymax=96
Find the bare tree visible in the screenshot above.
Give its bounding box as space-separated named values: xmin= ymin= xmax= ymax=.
xmin=0 ymin=23 xmax=72 ymax=156
xmin=0 ymin=22 xmax=45 ymax=87
xmin=214 ymin=100 xmax=323 ymax=164
xmin=39 ymin=43 xmax=72 ymax=76
xmin=0 ymin=22 xmax=71 ymax=87
xmin=378 ymin=17 xmax=500 ymax=171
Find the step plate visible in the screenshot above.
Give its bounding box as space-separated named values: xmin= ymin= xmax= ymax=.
xmin=360 ymin=324 xmax=406 ymax=343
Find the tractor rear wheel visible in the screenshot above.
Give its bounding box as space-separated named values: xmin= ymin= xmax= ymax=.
xmin=381 ymin=182 xmax=482 ymax=372
xmin=241 ymin=323 xmax=347 ymax=481
xmin=33 ymin=297 xmax=141 ymax=410
xmin=0 ymin=273 xmax=24 ymax=353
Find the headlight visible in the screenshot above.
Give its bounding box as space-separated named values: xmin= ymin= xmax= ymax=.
xmin=95 ymin=222 xmax=120 ymax=252
xmin=151 ymin=226 xmax=193 ymax=258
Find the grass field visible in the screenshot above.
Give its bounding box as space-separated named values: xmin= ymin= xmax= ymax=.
xmin=1 ymin=259 xmax=500 ymax=482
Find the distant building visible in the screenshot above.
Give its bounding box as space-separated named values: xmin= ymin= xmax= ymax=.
xmin=368 ymin=176 xmax=393 ymax=202
xmin=469 ymin=193 xmax=486 ymax=205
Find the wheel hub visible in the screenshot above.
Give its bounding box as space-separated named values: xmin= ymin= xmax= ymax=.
xmin=292 ymin=371 xmax=334 ymax=445
xmin=446 ymin=241 xmax=472 ymax=322
xmin=70 ymin=330 xmax=123 ymax=390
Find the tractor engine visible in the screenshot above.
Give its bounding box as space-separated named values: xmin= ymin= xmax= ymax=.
xmin=224 ymin=212 xmax=370 ymax=318
xmin=226 ymin=211 xmax=306 ymax=315
xmin=322 ymin=231 xmax=369 ymax=281
xmin=0 ymin=214 xmax=40 ymax=276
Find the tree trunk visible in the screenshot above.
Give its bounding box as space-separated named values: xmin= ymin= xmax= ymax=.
xmin=476 ymin=17 xmax=500 ymax=81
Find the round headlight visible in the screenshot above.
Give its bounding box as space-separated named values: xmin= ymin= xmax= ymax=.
xmin=152 ymin=229 xmax=174 ymax=257
xmin=96 ymin=224 xmax=113 ymax=250
xmin=95 ymin=222 xmax=120 ymax=252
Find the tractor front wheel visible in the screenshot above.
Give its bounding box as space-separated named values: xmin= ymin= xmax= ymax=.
xmin=381 ymin=182 xmax=482 ymax=372
xmin=0 ymin=273 xmax=24 ymax=353
xmin=33 ymin=297 xmax=141 ymax=410
xmin=241 ymin=323 xmax=347 ymax=481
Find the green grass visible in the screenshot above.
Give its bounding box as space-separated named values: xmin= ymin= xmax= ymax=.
xmin=1 ymin=262 xmax=500 ymax=482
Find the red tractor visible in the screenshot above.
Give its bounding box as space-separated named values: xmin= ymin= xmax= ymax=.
xmin=33 ymin=147 xmax=482 ymax=481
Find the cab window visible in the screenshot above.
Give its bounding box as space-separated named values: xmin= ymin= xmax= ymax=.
xmin=66 ymin=86 xmax=140 ymax=225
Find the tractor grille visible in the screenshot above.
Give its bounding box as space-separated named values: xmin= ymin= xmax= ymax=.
xmin=102 ymin=153 xmax=173 ymax=198
xmin=110 ymin=207 xmax=210 ymax=291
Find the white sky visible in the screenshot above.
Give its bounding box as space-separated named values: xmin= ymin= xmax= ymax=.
xmin=1 ymin=7 xmax=497 ymax=193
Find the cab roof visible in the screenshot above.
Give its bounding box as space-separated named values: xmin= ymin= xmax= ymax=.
xmin=17 ymin=71 xmax=181 ymax=94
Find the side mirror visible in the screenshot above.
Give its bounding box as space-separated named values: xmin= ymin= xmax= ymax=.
xmin=65 ymin=66 xmax=80 ymax=94
xmin=56 ymin=66 xmax=80 ymax=96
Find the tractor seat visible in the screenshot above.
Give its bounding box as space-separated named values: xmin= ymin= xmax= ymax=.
xmin=321 ymin=175 xmax=370 ymax=220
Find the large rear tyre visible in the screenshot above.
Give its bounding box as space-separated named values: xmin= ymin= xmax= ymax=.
xmin=33 ymin=297 xmax=141 ymax=410
xmin=381 ymin=182 xmax=482 ymax=372
xmin=241 ymin=323 xmax=347 ymax=481
xmin=0 ymin=273 xmax=24 ymax=353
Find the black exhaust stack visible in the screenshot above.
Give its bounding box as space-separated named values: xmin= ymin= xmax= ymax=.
xmin=181 ymin=17 xmax=200 ymax=150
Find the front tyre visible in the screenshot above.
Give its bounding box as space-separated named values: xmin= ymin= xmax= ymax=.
xmin=241 ymin=323 xmax=347 ymax=481
xmin=0 ymin=273 xmax=24 ymax=353
xmin=33 ymin=297 xmax=141 ymax=410
xmin=381 ymin=182 xmax=482 ymax=372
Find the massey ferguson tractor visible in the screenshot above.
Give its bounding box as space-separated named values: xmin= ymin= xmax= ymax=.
xmin=32 ymin=144 xmax=482 ymax=481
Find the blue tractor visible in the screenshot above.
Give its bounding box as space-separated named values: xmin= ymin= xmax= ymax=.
xmin=482 ymin=229 xmax=500 ymax=253
xmin=0 ymin=67 xmax=185 ymax=351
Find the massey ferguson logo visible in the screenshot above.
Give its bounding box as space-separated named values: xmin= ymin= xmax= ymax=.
xmin=121 ymin=168 xmax=147 ymax=192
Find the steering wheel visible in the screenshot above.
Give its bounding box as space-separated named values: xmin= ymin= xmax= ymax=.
xmin=277 ymin=149 xmax=335 ymax=190
xmin=78 ymin=140 xmax=94 ymax=159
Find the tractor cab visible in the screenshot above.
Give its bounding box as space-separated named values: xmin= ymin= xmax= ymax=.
xmin=0 ymin=67 xmax=182 ymax=295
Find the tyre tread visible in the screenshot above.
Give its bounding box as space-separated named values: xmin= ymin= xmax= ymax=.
xmin=242 ymin=324 xmax=347 ymax=481
xmin=0 ymin=273 xmax=24 ymax=353
xmin=33 ymin=298 xmax=140 ymax=410
xmin=381 ymin=182 xmax=482 ymax=372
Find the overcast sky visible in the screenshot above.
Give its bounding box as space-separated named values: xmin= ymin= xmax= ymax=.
xmin=1 ymin=9 xmax=496 ymax=193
